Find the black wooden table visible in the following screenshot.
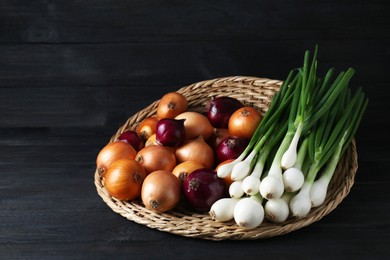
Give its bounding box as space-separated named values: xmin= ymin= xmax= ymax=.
xmin=1 ymin=1 xmax=389 ymax=259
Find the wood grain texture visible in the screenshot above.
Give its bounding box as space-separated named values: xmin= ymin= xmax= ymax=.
xmin=0 ymin=0 xmax=389 ymax=258
xmin=0 ymin=0 xmax=388 ymax=43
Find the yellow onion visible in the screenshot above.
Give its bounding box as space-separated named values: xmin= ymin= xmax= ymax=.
xmin=157 ymin=92 xmax=188 ymax=119
xmin=136 ymin=117 xmax=159 ymax=141
xmin=175 ymin=111 xmax=214 ymax=140
xmin=141 ymin=170 xmax=181 ymax=212
xmin=104 ymin=159 xmax=146 ymax=201
xmin=145 ymin=134 xmax=158 ymax=147
xmin=96 ymin=141 xmax=137 ymax=176
xmin=175 ymin=136 xmax=215 ymax=169
xmin=136 ymin=145 xmax=176 ymax=174
xmin=172 ymin=161 xmax=204 ymax=183
xmin=228 ymin=107 xmax=262 ymax=140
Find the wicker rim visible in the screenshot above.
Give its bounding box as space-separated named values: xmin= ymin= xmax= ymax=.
xmin=94 ymin=76 xmax=358 ymax=241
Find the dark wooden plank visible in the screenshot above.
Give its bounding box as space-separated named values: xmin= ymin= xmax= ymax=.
xmin=0 ymin=82 xmax=387 ymax=130
xmin=0 ymin=86 xmax=166 ymax=128
xmin=0 ymin=160 xmax=388 ymax=258
xmin=0 ymin=40 xmax=389 ymax=88
xmin=0 ymin=41 xmax=388 ymax=135
xmin=0 ymin=0 xmax=389 ymax=258
xmin=0 ymin=0 xmax=388 ymax=43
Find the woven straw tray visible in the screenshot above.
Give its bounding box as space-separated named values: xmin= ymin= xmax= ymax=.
xmin=94 ymin=76 xmax=358 ymax=241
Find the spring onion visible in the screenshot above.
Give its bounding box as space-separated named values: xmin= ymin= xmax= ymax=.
xmin=233 ymin=194 xmax=264 ymax=229
xmin=309 ymin=89 xmax=368 ymax=207
xmin=210 ymin=46 xmax=367 ymax=229
xmin=261 ymin=46 xmax=356 ymax=200
xmin=229 ymin=180 xmax=245 ymax=198
xmin=282 ymin=137 xmax=308 ymax=192
xmin=290 ymin=87 xmax=367 ymax=217
xmin=242 ymin=118 xmax=288 ymax=195
xmin=264 ymin=192 xmax=293 ymax=223
xmin=209 ymin=198 xmax=239 ymax=222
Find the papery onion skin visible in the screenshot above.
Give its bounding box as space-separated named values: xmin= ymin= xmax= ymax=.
xmin=136 ymin=117 xmax=159 ymax=141
xmin=96 ymin=141 xmax=137 ymax=177
xmin=175 ymin=111 xmax=214 ymax=140
xmin=175 ymin=136 xmax=215 ymax=169
xmin=117 ymin=130 xmax=145 ymax=151
xmin=228 ymin=107 xmax=263 ymax=140
xmin=182 ymin=168 xmax=226 ymax=212
xmin=206 ymin=96 xmax=244 ymax=128
xmin=172 ymin=161 xmax=204 ymax=183
xmin=156 ymin=118 xmax=186 ymax=147
xmin=216 ymin=136 xmax=248 ymax=164
xmin=135 ymin=145 xmax=176 ymax=174
xmin=141 ymin=170 xmax=181 ymax=212
xmin=104 ymin=159 xmax=146 ymax=201
xmin=157 ymin=92 xmax=188 ymax=119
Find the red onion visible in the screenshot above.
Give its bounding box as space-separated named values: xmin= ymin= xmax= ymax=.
xmin=182 ymin=168 xmax=226 ymax=212
xmin=206 ymin=97 xmax=243 ymax=128
xmin=117 ymin=130 xmax=145 ymax=151
xmin=216 ymin=136 xmax=248 ymax=163
xmin=207 ymin=128 xmax=230 ymax=150
xmin=156 ymin=118 xmax=185 ymax=147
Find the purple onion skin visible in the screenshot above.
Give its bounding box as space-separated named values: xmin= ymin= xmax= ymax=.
xmin=206 ymin=97 xmax=244 ymax=128
xmin=182 ymin=168 xmax=226 ymax=212
xmin=118 ymin=130 xmax=145 ymax=151
xmin=156 ymin=118 xmax=186 ymax=147
xmin=216 ymin=136 xmax=249 ymax=163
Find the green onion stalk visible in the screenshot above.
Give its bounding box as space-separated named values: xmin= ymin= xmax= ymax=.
xmin=309 ymin=89 xmax=368 ymax=207
xmin=260 ymin=47 xmax=355 ymax=200
xmin=289 ymin=88 xmax=368 ymax=217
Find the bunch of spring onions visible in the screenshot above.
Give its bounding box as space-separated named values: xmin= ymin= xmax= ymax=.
xmin=210 ymin=46 xmax=368 ymax=229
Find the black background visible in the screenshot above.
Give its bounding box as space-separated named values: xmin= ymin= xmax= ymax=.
xmin=1 ymin=1 xmax=389 ymax=259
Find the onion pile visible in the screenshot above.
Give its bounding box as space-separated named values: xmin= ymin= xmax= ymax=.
xmin=96 ymin=91 xmax=263 ymax=213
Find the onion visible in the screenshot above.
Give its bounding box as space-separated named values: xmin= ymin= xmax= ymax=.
xmin=228 ymin=107 xmax=263 ymax=140
xmin=175 ymin=111 xmax=214 ymax=140
xmin=104 ymin=159 xmax=146 ymax=201
xmin=136 ymin=145 xmax=176 ymax=174
xmin=282 ymin=167 xmax=304 ymax=192
xmin=175 ymin=136 xmax=215 ymax=169
xmin=141 ymin=170 xmax=181 ymax=212
xmin=145 ymin=134 xmax=157 ymax=147
xmin=157 ymin=92 xmax=188 ymax=119
xmin=264 ymin=198 xmax=290 ymax=223
xmin=233 ymin=197 xmax=264 ymax=229
xmin=209 ymin=198 xmax=239 ymax=222
xmin=136 ymin=117 xmax=159 ymax=141
xmin=206 ymin=96 xmax=244 ymax=128
xmin=182 ymin=168 xmax=226 ymax=212
xmin=172 ymin=161 xmax=204 ymax=183
xmin=96 ymin=141 xmax=137 ymax=176
xmin=207 ymin=128 xmax=230 ymax=150
xmin=216 ymin=136 xmax=248 ymax=164
xmin=215 ymin=159 xmax=235 ymax=189
xmin=156 ymin=118 xmax=186 ymax=147
xmin=117 ymin=130 xmax=145 ymax=151
xmin=229 ymin=180 xmax=245 ymax=198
